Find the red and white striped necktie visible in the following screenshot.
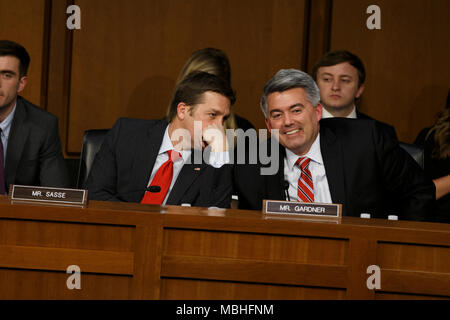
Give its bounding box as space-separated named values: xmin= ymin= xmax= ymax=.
xmin=296 ymin=157 xmax=314 ymax=203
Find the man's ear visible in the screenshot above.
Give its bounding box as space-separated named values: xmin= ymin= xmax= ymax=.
xmin=315 ymin=102 xmax=323 ymax=120
xmin=264 ymin=117 xmax=272 ymax=133
xmin=356 ymin=84 xmax=364 ymax=99
xmin=17 ymin=76 xmax=27 ymax=94
xmin=176 ymin=102 xmax=189 ymax=120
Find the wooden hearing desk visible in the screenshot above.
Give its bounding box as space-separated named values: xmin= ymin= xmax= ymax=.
xmin=0 ymin=196 xmax=449 ymax=299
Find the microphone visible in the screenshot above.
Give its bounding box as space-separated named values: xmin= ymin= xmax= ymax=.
xmin=284 ymin=181 xmax=291 ymax=201
xmin=146 ymin=185 xmax=161 ymax=193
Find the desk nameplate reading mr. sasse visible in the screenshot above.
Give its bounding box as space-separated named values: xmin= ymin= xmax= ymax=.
xmin=9 ymin=185 xmax=88 ymax=207
xmin=263 ymin=199 xmax=342 ymax=221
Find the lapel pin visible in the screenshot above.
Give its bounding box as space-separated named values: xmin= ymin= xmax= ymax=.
xmin=194 ymin=167 xmax=201 ymax=171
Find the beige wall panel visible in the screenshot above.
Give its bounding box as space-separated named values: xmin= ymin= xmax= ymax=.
xmin=0 ymin=0 xmax=46 ymax=107
xmin=329 ymin=0 xmax=450 ymax=142
xmin=67 ymin=0 xmax=306 ymax=153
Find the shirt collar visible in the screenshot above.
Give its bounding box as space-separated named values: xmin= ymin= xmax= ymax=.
xmin=0 ymin=102 xmax=17 ymax=138
xmin=285 ymin=133 xmax=323 ymax=169
xmin=321 ymin=105 xmax=357 ymax=119
xmin=158 ymin=124 xmax=190 ymax=160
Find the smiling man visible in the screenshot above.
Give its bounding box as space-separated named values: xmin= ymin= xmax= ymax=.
xmin=87 ymin=71 xmax=234 ymax=207
xmin=233 ymin=69 xmax=435 ymax=221
xmin=0 ymin=40 xmax=69 ymax=194
xmin=312 ymin=50 xmax=397 ymax=139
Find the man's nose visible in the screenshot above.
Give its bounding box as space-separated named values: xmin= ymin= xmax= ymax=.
xmin=283 ymin=113 xmax=294 ymax=127
xmin=331 ymin=79 xmax=340 ymax=91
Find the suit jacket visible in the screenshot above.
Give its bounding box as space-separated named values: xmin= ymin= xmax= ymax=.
xmin=86 ymin=118 xmax=232 ymax=208
xmin=234 ymin=118 xmax=435 ymax=221
xmin=356 ymin=110 xmax=398 ymax=140
xmin=4 ymin=96 xmax=69 ymax=190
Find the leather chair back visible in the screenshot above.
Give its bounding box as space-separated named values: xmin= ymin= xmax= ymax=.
xmin=399 ymin=142 xmax=424 ymax=169
xmin=77 ymin=129 xmax=109 ymax=188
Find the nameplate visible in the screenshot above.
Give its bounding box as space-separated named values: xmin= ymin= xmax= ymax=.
xmin=9 ymin=185 xmax=88 ymax=207
xmin=263 ymin=200 xmax=342 ymax=221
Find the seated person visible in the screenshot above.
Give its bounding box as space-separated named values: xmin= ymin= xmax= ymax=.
xmin=0 ymin=40 xmax=69 ymax=194
xmin=234 ymin=69 xmax=435 ymax=221
xmin=414 ymin=97 xmax=449 ymax=223
xmin=312 ymin=50 xmax=397 ymax=139
xmin=86 ymin=72 xmax=234 ymax=207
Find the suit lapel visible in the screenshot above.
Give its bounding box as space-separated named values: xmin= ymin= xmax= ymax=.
xmin=131 ymin=120 xmax=168 ymax=197
xmin=320 ymin=126 xmax=346 ymax=207
xmin=264 ymin=141 xmax=285 ymax=201
xmin=166 ymin=150 xmax=205 ymax=204
xmin=5 ymin=98 xmax=29 ymax=187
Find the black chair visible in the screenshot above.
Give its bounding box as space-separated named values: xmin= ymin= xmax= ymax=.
xmin=77 ymin=129 xmax=109 ymax=188
xmin=399 ymin=141 xmax=424 ymax=169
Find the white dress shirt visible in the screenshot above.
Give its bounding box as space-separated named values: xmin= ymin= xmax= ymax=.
xmin=147 ymin=125 xmax=229 ymax=205
xmin=0 ymin=103 xmax=17 ymax=164
xmin=321 ymin=106 xmax=357 ymax=119
xmin=284 ymin=133 xmax=332 ymax=204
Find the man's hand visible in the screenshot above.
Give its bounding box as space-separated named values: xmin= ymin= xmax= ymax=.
xmin=203 ymin=123 xmax=229 ymax=152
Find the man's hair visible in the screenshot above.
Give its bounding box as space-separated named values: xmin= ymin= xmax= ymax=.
xmin=168 ymin=71 xmax=235 ymax=121
xmin=312 ymin=50 xmax=365 ymax=87
xmin=0 ymin=40 xmax=30 ymax=77
xmin=260 ymin=69 xmax=320 ymax=118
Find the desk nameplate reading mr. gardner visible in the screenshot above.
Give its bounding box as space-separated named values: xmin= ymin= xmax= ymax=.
xmin=9 ymin=185 xmax=88 ymax=207
xmin=263 ymin=200 xmax=342 ymax=221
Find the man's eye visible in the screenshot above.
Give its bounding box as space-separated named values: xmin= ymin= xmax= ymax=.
xmin=1 ymin=73 xmax=13 ymax=79
xmin=209 ymin=113 xmax=216 ymax=118
xmin=272 ymin=113 xmax=281 ymax=119
xmin=292 ymin=109 xmax=301 ymax=114
xmin=322 ymin=78 xmax=331 ymax=82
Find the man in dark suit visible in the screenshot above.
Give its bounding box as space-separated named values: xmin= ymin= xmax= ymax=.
xmin=86 ymin=72 xmax=234 ymax=207
xmin=312 ymin=50 xmax=397 ymax=139
xmin=234 ymin=69 xmax=435 ymax=221
xmin=0 ymin=40 xmax=69 ymax=194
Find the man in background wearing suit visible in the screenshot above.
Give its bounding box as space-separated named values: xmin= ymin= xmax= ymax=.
xmin=312 ymin=50 xmax=397 ymax=139
xmin=234 ymin=69 xmax=434 ymax=221
xmin=0 ymin=40 xmax=69 ymax=194
xmin=87 ymin=72 xmax=234 ymax=208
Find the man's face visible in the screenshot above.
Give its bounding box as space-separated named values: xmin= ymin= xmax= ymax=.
xmin=0 ymin=56 xmax=27 ymax=111
xmin=316 ymin=62 xmax=364 ymax=113
xmin=265 ymin=87 xmax=322 ymax=156
xmin=180 ymin=91 xmax=230 ymax=149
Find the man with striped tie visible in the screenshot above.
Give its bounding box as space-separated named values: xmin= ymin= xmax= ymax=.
xmin=233 ymin=69 xmax=435 ymax=221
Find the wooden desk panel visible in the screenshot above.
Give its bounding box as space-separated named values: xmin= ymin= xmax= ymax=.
xmin=0 ymin=197 xmax=449 ymax=299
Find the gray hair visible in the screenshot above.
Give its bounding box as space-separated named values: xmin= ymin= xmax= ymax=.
xmin=260 ymin=69 xmax=320 ymax=118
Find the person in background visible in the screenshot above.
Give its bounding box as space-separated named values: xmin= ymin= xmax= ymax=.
xmin=0 ymin=40 xmax=69 ymax=194
xmin=312 ymin=50 xmax=397 ymax=139
xmin=414 ymin=92 xmax=450 ymax=223
xmin=167 ymin=47 xmax=254 ymax=131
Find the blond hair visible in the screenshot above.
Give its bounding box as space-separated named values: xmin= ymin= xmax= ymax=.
xmin=426 ymin=108 xmax=450 ymax=159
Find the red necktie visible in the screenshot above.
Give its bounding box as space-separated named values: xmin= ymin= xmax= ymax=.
xmin=141 ymin=150 xmax=181 ymax=205
xmin=296 ymin=157 xmax=314 ymax=203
